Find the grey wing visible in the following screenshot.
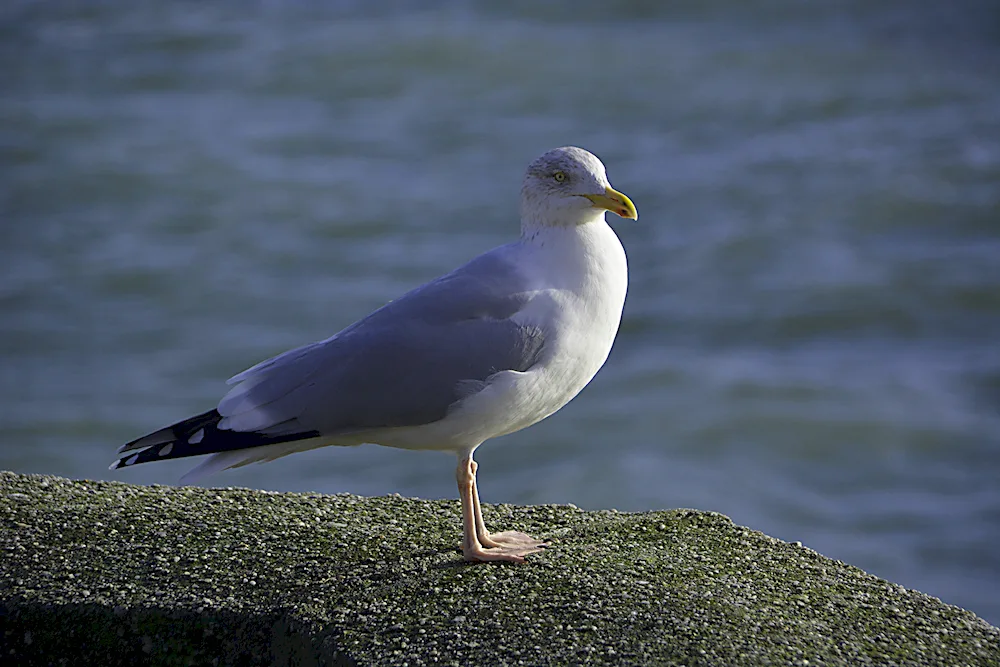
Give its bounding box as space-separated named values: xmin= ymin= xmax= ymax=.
xmin=217 ymin=247 xmax=546 ymax=437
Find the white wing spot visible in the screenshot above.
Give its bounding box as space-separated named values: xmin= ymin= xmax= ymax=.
xmin=126 ymin=454 xmax=139 ymax=466
xmin=160 ymin=443 xmax=174 ymax=456
xmin=188 ymin=429 xmax=205 ymax=445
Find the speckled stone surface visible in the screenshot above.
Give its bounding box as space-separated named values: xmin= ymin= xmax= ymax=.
xmin=1 ymin=471 xmax=998 ymax=666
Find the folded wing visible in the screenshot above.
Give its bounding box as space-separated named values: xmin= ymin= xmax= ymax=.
xmin=112 ymin=246 xmax=547 ymax=471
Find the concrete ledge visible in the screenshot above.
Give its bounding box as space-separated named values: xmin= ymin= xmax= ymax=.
xmin=1 ymin=471 xmax=998 ymax=666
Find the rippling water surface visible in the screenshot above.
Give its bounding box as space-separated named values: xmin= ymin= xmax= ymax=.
xmin=2 ymin=1 xmax=999 ymax=624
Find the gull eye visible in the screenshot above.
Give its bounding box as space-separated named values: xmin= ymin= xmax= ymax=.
xmin=553 ymin=171 xmax=567 ymax=183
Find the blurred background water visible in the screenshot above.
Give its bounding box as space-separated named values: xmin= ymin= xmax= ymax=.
xmin=2 ymin=0 xmax=999 ymax=624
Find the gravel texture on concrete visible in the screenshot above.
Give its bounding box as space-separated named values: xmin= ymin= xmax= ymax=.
xmin=1 ymin=471 xmax=998 ymax=666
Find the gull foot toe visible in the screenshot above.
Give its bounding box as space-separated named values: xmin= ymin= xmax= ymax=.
xmin=481 ymin=531 xmax=548 ymax=550
xmin=463 ymin=541 xmax=547 ymax=563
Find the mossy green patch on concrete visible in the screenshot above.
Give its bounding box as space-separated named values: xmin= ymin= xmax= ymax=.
xmin=1 ymin=471 xmax=998 ymax=666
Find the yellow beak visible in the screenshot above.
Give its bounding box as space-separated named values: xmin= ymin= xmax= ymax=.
xmin=582 ymin=186 xmax=638 ymax=221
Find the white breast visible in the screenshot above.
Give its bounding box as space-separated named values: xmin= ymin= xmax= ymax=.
xmin=447 ymin=220 xmax=628 ymax=442
xmin=518 ymin=220 xmax=628 ymax=412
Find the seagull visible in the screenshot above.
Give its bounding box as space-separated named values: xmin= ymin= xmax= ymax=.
xmin=112 ymin=146 xmax=637 ymax=563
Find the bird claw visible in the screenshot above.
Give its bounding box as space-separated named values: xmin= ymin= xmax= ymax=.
xmin=463 ymin=531 xmax=548 ymax=562
xmin=481 ymin=531 xmax=547 ymax=549
xmin=463 ymin=541 xmax=547 ymax=563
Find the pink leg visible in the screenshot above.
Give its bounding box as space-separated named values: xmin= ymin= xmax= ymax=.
xmin=468 ymin=459 xmax=547 ymax=550
xmin=456 ymin=456 xmax=547 ymax=562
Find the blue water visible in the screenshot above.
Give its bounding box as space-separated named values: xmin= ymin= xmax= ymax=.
xmin=2 ymin=1 xmax=999 ymax=624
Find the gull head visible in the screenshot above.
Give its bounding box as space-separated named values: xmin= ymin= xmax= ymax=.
xmin=520 ymin=146 xmax=637 ymax=231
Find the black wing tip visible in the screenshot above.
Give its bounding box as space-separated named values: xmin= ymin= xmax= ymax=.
xmin=112 ymin=409 xmax=321 ymax=471
xmin=113 ymin=409 xmax=222 ymax=469
xmin=118 ymin=409 xmax=222 ymax=454
xmin=109 ymin=451 xmax=146 ymax=470
xmin=111 ymin=438 xmax=199 ymax=470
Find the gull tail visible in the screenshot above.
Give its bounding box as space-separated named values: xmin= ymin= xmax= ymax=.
xmin=110 ymin=409 xmax=321 ymax=480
